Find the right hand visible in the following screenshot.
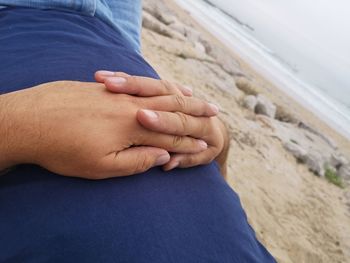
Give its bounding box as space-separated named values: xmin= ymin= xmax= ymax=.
xmin=96 ymin=71 xmax=229 ymax=177
xmin=0 ymin=81 xmax=218 ymax=179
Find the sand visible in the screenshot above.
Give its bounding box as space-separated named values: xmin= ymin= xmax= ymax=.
xmin=141 ymin=1 xmax=350 ymax=262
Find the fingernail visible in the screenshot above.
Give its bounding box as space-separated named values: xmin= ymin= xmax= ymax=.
xmin=155 ymin=154 xmax=170 ymax=166
xmin=198 ymin=140 xmax=208 ymax=149
xmin=183 ymin=85 xmax=193 ymax=95
xmin=142 ymin=110 xmax=159 ymax=122
xmin=108 ymin=77 xmax=127 ymax=86
xmin=167 ymin=160 xmax=180 ymax=170
xmin=209 ymin=103 xmax=220 ymax=114
xmin=97 ymin=70 xmax=115 ymax=77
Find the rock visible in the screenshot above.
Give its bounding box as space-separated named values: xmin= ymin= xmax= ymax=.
xmin=275 ymin=105 xmax=300 ymax=124
xmin=301 ymin=151 xmax=325 ymax=177
xmin=142 ymin=1 xmax=178 ymax=25
xmin=142 ymin=11 xmax=185 ymax=41
xmin=298 ymin=122 xmax=338 ymax=150
xmin=284 ymin=141 xmax=307 ymax=160
xmin=157 ymin=13 xmax=178 ymax=25
xmin=185 ymin=26 xmax=201 ymax=43
xmin=255 ymin=94 xmax=277 ymax=118
xmin=168 ymin=21 xmax=186 ymax=35
xmin=143 ymin=1 xmax=170 ymax=22
xmin=284 ymin=142 xmax=326 ymax=176
xmin=193 ymin=41 xmax=206 ymax=54
xmin=329 ymin=153 xmax=348 ymax=169
xmin=169 ymin=22 xmax=201 ymax=43
xmin=243 ymin=95 xmax=257 ymax=111
xmin=235 ymin=78 xmax=258 ymax=96
xmin=199 ymin=37 xmax=213 ymax=54
xmin=339 ymin=165 xmax=350 ymax=181
xmin=205 ymin=45 xmax=244 ymax=76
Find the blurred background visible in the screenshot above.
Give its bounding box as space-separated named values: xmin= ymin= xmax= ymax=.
xmin=176 ymin=0 xmax=350 ymax=138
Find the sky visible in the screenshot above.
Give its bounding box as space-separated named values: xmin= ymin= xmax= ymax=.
xmin=211 ymin=0 xmax=350 ymax=106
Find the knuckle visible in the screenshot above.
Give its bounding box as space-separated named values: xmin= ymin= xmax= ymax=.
xmin=174 ymin=112 xmax=188 ymax=132
xmin=174 ymin=94 xmax=187 ymax=110
xmin=202 ymin=117 xmax=213 ymax=136
xmin=127 ymin=75 xmax=138 ymax=87
xmin=172 ymin=135 xmax=183 ymax=148
xmin=160 ymin=79 xmax=174 ymax=93
xmin=185 ymin=155 xmax=195 ymax=165
xmin=179 ymin=155 xmax=195 ymax=168
xmin=204 ymin=101 xmax=212 ymax=115
xmin=174 ymin=83 xmax=184 ymax=95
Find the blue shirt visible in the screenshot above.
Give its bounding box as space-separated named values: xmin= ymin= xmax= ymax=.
xmin=0 ymin=0 xmax=142 ymax=52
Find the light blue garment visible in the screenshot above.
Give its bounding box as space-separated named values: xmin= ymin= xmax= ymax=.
xmin=0 ymin=0 xmax=142 ymax=52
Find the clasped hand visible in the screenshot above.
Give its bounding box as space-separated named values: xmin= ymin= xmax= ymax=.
xmin=0 ymin=72 xmax=228 ymax=179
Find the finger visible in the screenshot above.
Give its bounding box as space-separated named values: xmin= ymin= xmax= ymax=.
xmin=100 ymin=147 xmax=170 ymax=177
xmin=98 ymin=73 xmax=193 ymax=97
xmin=135 ymin=131 xmax=208 ymax=154
xmin=163 ymin=149 xmax=218 ymax=171
xmin=137 ymin=109 xmax=209 ymax=138
xmin=174 ymin=83 xmax=194 ymax=97
xmin=94 ymin=71 xmax=130 ymax=83
xmin=142 ymin=95 xmax=219 ymax=117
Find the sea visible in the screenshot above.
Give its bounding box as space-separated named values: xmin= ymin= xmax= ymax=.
xmin=174 ymin=0 xmax=350 ymax=140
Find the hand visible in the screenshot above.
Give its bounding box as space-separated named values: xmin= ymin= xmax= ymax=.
xmin=139 ymin=111 xmax=229 ymax=176
xmin=0 ymin=81 xmax=218 ymax=179
xmin=95 ymin=71 xmax=229 ymax=177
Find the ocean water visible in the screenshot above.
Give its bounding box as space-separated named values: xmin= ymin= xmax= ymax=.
xmin=174 ymin=0 xmax=350 ymax=139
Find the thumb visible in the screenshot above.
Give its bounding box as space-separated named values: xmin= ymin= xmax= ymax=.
xmin=101 ymin=147 xmax=170 ymax=178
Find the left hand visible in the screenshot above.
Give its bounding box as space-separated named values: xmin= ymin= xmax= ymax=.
xmin=95 ymin=71 xmax=229 ymax=176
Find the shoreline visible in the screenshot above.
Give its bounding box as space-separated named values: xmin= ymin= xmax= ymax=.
xmin=172 ymin=0 xmax=350 ymax=146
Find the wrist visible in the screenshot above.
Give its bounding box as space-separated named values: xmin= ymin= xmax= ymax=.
xmin=0 ymin=93 xmax=16 ymax=170
xmin=0 ymin=91 xmax=34 ymax=170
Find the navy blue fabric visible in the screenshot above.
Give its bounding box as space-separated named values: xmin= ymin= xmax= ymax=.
xmin=0 ymin=8 xmax=276 ymax=263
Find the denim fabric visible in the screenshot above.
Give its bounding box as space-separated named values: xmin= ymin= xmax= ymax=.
xmin=0 ymin=8 xmax=276 ymax=263
xmin=0 ymin=0 xmax=142 ymax=52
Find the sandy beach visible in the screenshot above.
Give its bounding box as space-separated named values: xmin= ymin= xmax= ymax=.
xmin=142 ymin=0 xmax=350 ymax=262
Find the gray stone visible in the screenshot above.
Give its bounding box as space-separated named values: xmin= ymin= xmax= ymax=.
xmin=284 ymin=142 xmax=326 ymax=176
xmin=329 ymin=153 xmax=348 ymax=169
xmin=157 ymin=13 xmax=178 ymax=25
xmin=199 ymin=38 xmax=213 ymax=54
xmin=193 ymin=41 xmax=206 ymax=54
xmin=168 ymin=21 xmax=186 ymax=35
xmin=243 ymin=95 xmax=257 ymax=111
xmin=169 ymin=22 xmax=201 ymax=43
xmin=255 ymin=94 xmax=277 ymax=118
xmin=142 ymin=11 xmax=185 ymax=41
xmin=284 ymin=141 xmax=307 ymax=160
xmin=298 ymin=122 xmax=338 ymax=150
xmin=301 ymin=151 xmax=325 ymax=177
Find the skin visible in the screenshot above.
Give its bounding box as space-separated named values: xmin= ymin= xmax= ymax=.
xmin=0 ymin=73 xmax=229 ymax=179
xmin=96 ymin=71 xmax=230 ymax=178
